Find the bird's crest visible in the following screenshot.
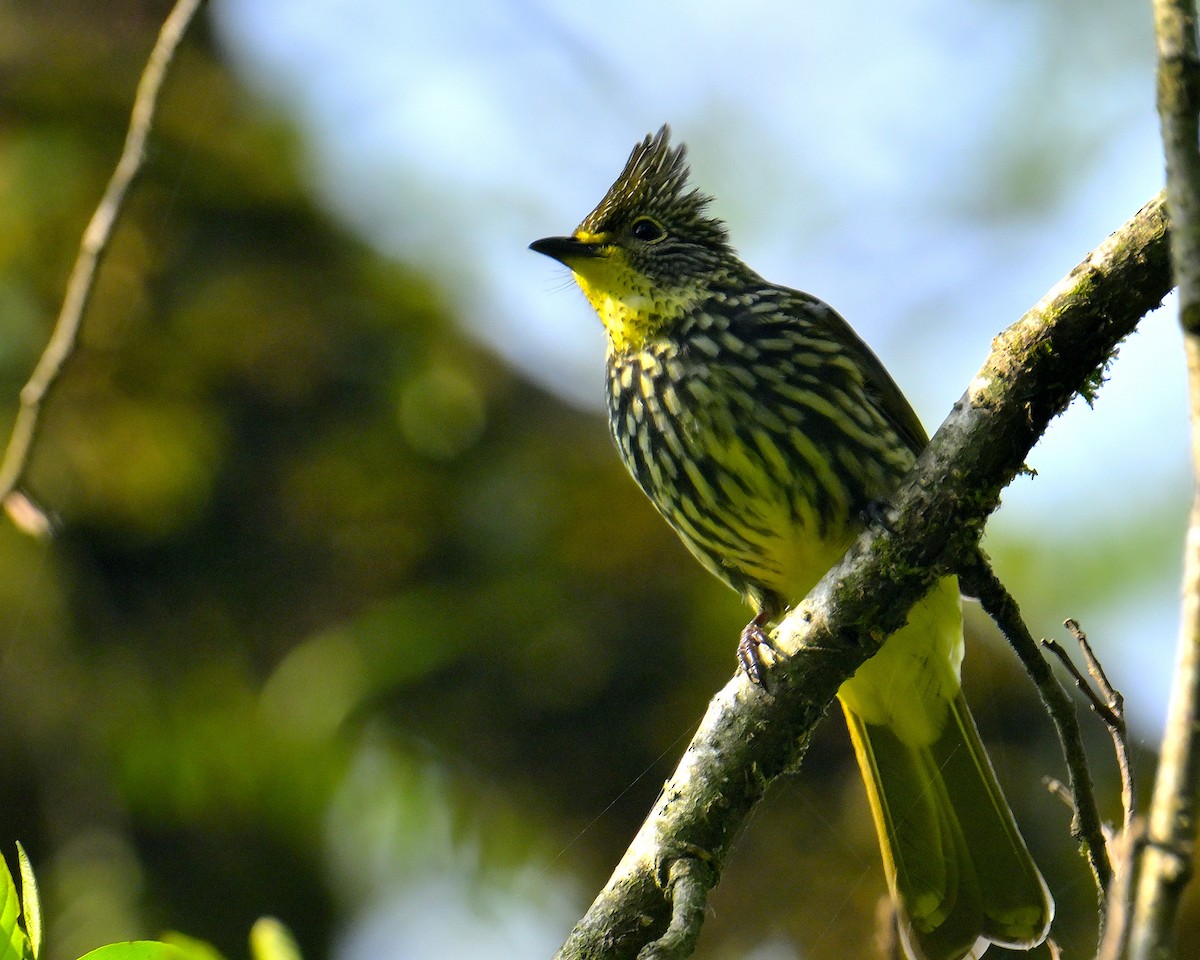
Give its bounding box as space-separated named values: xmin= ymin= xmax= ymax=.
xmin=578 ymin=125 xmax=729 ymax=247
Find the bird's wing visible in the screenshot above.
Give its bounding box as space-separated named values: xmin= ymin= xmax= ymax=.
xmin=792 ymin=291 xmax=930 ymax=458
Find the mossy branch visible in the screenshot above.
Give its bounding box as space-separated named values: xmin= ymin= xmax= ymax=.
xmin=553 ymin=193 xmax=1171 ymax=960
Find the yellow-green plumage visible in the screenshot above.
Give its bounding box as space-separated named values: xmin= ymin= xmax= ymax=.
xmin=531 ymin=125 xmax=1052 ymax=960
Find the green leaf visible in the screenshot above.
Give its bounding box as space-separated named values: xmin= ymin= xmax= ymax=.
xmin=249 ymin=919 xmax=301 ymax=960
xmin=76 ymin=943 xmax=193 ymax=960
xmin=158 ymin=932 xmax=226 ymax=960
xmin=0 ymin=851 xmax=31 ymax=960
xmin=15 ymin=845 xmax=40 ymax=960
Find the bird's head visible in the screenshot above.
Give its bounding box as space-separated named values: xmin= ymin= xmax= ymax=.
xmin=531 ymin=125 xmax=741 ymax=353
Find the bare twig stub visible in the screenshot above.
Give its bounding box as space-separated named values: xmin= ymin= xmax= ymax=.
xmin=0 ymin=0 xmax=206 ymax=531
xmin=555 ymin=194 xmax=1171 ymax=960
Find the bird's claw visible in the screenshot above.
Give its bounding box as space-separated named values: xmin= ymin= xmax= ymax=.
xmin=738 ymin=617 xmax=776 ymax=689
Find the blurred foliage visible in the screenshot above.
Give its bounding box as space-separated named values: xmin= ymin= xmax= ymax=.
xmin=1 ymin=837 xmax=302 ymax=960
xmin=0 ymin=4 xmax=1190 ymax=960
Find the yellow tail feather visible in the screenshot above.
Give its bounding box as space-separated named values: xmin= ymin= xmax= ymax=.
xmin=841 ymin=692 xmax=1053 ymax=960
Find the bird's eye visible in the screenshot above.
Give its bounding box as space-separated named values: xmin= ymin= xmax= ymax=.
xmin=630 ymin=218 xmax=665 ymax=243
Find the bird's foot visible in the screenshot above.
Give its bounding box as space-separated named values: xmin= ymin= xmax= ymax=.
xmin=737 ymin=611 xmax=778 ymax=689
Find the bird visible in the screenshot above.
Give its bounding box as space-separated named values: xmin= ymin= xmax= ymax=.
xmin=529 ymin=125 xmax=1053 ymax=960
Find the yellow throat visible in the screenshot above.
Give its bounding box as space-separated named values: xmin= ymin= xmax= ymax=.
xmin=565 ymin=232 xmax=685 ymax=353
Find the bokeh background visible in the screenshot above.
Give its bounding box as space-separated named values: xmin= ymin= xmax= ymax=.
xmin=0 ymin=1 xmax=1192 ymax=958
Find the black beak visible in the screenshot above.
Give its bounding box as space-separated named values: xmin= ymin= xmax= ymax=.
xmin=529 ymin=235 xmax=602 ymax=264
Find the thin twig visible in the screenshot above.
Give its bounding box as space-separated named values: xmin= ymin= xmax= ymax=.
xmin=959 ymin=553 xmax=1114 ymax=899
xmin=0 ymin=0 xmax=206 ymax=530
xmin=1042 ymin=637 xmax=1116 ymax=725
xmin=1059 ymin=619 xmax=1136 ymax=837
xmin=1127 ymin=0 xmax=1200 ymax=953
xmin=1099 ymin=821 xmax=1147 ymax=960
